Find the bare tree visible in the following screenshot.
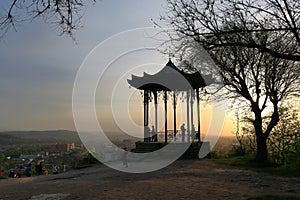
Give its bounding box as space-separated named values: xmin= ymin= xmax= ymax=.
xmin=161 ymin=0 xmax=300 ymax=61
xmin=0 ymin=0 xmax=95 ymax=39
xmin=162 ymin=0 xmax=300 ymax=162
xmin=268 ymin=104 xmax=300 ymax=165
xmin=215 ymin=38 xmax=299 ymax=161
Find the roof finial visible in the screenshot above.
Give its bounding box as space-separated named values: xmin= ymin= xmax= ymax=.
xmin=168 ymin=46 xmax=172 ymax=61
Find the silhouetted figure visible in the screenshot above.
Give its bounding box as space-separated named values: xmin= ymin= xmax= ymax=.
xmin=122 ymin=146 xmax=128 ymax=168
xmin=36 ymin=161 xmax=44 ymax=176
xmin=16 ymin=165 xmax=23 ymax=178
xmin=196 ymin=128 xmax=200 ymax=141
xmin=151 ymin=125 xmax=157 ymax=142
xmin=181 ymin=123 xmax=186 ymax=142
xmin=174 ymin=130 xmax=177 ymax=141
xmin=8 ymin=168 xmax=15 ymax=178
xmin=144 ymin=126 xmax=150 ymax=142
xmin=191 ymin=124 xmax=196 ymax=141
xmin=25 ymin=163 xmax=32 ymax=177
xmin=61 ymin=163 xmax=66 ymax=173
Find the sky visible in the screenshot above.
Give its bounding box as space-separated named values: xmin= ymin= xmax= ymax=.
xmin=0 ymin=0 xmax=235 ymax=136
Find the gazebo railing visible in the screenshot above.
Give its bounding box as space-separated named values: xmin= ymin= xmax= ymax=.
xmin=154 ymin=130 xmax=200 ymax=143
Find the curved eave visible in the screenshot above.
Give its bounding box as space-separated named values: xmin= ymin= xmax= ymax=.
xmin=128 ymin=78 xmax=171 ymax=91
xmin=183 ymin=72 xmax=207 ymax=88
xmin=127 ymin=60 xmax=216 ymax=91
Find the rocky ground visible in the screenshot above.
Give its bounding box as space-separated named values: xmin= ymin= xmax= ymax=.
xmin=0 ymin=159 xmax=299 ymax=200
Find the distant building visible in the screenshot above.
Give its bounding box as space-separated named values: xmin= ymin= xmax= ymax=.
xmin=50 ymin=143 xmax=75 ymax=153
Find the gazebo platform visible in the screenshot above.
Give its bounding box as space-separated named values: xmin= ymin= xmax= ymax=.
xmin=131 ymin=141 xmax=211 ymax=159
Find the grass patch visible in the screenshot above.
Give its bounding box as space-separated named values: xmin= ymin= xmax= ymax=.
xmin=247 ymin=195 xmax=300 ymax=200
xmin=213 ymin=156 xmax=272 ymax=168
xmin=213 ymin=156 xmax=300 ymax=177
xmin=262 ymin=163 xmax=300 ymax=177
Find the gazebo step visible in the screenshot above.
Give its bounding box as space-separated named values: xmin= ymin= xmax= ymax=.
xmin=130 ymin=141 xmax=210 ymax=159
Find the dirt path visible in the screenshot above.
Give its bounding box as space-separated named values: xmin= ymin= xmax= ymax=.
xmin=0 ymin=159 xmax=299 ymax=200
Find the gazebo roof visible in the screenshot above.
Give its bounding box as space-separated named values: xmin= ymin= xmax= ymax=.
xmin=127 ymin=60 xmax=214 ymax=91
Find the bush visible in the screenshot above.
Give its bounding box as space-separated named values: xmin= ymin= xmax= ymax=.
xmin=74 ymin=152 xmax=100 ymax=168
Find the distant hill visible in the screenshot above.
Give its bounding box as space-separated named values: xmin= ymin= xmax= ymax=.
xmin=0 ymin=130 xmax=237 ymax=154
xmin=0 ymin=130 xmax=140 ymax=146
xmin=0 ymin=130 xmax=81 ymax=146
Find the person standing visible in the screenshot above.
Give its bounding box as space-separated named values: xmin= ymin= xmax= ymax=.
xmin=191 ymin=124 xmax=196 ymax=142
xmin=151 ymin=125 xmax=156 ymax=142
xmin=122 ymin=146 xmax=128 ymax=168
xmin=16 ymin=165 xmax=23 ymax=178
xmin=36 ymin=161 xmax=44 ymax=176
xmin=25 ymin=163 xmax=32 ymax=177
xmin=144 ymin=126 xmax=150 ymax=142
xmin=180 ymin=123 xmax=186 ymax=142
xmin=61 ymin=163 xmax=66 ymax=173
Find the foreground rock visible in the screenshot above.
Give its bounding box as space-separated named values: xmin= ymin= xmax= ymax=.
xmin=30 ymin=193 xmax=70 ymax=200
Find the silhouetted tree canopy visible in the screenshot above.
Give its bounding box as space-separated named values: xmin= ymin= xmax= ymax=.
xmin=161 ymin=0 xmax=300 ymax=61
xmin=162 ymin=0 xmax=300 ymax=162
xmin=211 ymin=34 xmax=299 ymax=161
xmin=0 ymin=0 xmax=95 ymax=39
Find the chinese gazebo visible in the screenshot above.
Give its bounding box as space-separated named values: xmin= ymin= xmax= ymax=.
xmin=127 ymin=60 xmax=214 ymax=146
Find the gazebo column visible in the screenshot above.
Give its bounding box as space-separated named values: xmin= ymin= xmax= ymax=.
xmin=173 ymin=91 xmax=177 ymax=141
xmin=144 ymin=90 xmax=149 ymax=142
xmin=186 ymin=90 xmax=190 ymax=143
xmin=190 ymin=89 xmax=194 ymax=142
xmin=154 ymin=91 xmax=158 ymax=142
xmin=196 ymin=89 xmax=201 ymax=142
xmin=164 ymin=90 xmax=168 ymax=143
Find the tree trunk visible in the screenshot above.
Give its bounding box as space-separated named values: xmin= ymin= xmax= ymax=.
xmin=252 ymin=101 xmax=280 ymax=163
xmin=252 ymin=103 xmax=269 ymax=162
xmin=256 ymin=134 xmax=268 ymax=162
